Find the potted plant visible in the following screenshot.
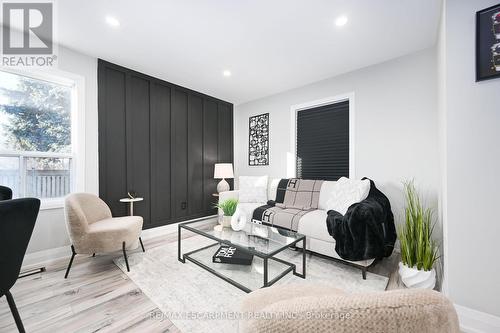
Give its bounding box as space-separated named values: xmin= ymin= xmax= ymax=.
xmin=214 ymin=199 xmax=238 ymax=228
xmin=397 ymin=180 xmax=439 ymax=289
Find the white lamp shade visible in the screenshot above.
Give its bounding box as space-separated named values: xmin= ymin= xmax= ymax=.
xmin=214 ymin=163 xmax=234 ymax=179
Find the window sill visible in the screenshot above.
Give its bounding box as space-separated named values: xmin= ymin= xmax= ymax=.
xmin=40 ymin=198 xmax=65 ymax=210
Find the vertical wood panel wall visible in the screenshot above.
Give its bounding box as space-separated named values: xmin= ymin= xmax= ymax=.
xmin=98 ymin=60 xmax=233 ymax=229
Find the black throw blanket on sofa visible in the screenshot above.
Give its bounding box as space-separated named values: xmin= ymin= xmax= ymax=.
xmin=326 ymin=178 xmax=397 ymax=262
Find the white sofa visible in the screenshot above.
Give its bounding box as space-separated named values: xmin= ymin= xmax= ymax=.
xmin=219 ymin=178 xmax=375 ymax=278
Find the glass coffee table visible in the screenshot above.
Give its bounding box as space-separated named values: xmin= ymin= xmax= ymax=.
xmin=178 ymin=219 xmax=306 ymax=293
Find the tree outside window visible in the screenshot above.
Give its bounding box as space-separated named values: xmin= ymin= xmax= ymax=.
xmin=0 ymin=70 xmax=73 ymax=199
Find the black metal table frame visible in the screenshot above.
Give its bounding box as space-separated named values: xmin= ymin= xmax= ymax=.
xmin=178 ymin=221 xmax=306 ymax=293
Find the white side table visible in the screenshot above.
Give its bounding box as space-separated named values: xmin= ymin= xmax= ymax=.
xmin=119 ymin=197 xmax=144 ymax=216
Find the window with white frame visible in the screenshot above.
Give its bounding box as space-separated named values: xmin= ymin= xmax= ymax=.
xmin=296 ymin=99 xmax=350 ymax=181
xmin=0 ymin=70 xmax=75 ymax=199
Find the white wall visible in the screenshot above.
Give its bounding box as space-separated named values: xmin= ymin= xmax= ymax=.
xmin=444 ymin=0 xmax=500 ymax=318
xmin=235 ymin=48 xmax=440 ymax=226
xmin=26 ymin=46 xmax=98 ymax=254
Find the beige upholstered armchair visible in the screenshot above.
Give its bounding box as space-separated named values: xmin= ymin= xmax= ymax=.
xmin=64 ymin=193 xmax=144 ymax=278
xmin=240 ymin=284 xmax=459 ymax=333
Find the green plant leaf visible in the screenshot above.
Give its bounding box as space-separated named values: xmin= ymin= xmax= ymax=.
xmin=214 ymin=198 xmax=239 ymax=216
xmin=397 ymin=180 xmax=439 ymax=271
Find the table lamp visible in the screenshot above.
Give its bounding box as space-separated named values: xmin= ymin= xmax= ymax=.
xmin=214 ymin=163 xmax=234 ymax=193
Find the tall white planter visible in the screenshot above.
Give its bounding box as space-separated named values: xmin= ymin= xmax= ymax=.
xmin=398 ymin=262 xmax=436 ymax=289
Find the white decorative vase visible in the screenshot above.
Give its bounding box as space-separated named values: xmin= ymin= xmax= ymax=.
xmin=230 ymin=208 xmax=247 ymax=231
xmin=398 ymin=262 xmax=436 ymax=289
xmin=217 ymin=178 xmax=230 ymax=193
xmin=220 ymin=215 xmax=232 ymax=228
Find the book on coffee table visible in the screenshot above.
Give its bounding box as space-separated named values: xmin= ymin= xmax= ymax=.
xmin=212 ymin=245 xmax=254 ymax=265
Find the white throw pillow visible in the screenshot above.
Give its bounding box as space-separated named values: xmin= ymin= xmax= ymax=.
xmin=325 ymin=177 xmax=370 ymax=215
xmin=239 ymin=175 xmax=268 ymax=203
xmin=318 ymin=180 xmax=338 ymax=210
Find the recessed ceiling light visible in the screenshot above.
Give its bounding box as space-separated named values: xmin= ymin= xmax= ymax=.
xmin=105 ymin=16 xmax=120 ymax=28
xmin=223 ymin=70 xmax=232 ymax=77
xmin=335 ymin=15 xmax=348 ymax=27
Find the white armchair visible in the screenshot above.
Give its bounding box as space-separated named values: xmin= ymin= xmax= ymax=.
xmin=64 ymin=193 xmax=144 ymax=278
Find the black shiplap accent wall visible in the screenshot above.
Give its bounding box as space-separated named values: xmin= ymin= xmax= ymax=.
xmin=98 ymin=59 xmax=233 ymax=228
xmin=150 ymin=82 xmax=172 ymax=226
xmin=203 ymin=99 xmax=219 ymax=214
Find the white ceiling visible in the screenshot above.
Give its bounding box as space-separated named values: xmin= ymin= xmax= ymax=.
xmin=57 ymin=0 xmax=442 ymax=105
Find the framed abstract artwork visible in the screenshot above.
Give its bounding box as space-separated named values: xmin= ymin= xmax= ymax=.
xmin=476 ymin=4 xmax=500 ymax=81
xmin=248 ymin=113 xmax=269 ymax=166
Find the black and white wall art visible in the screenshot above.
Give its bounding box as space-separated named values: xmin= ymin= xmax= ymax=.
xmin=476 ymin=4 xmax=500 ymax=81
xmin=248 ymin=113 xmax=269 ymax=166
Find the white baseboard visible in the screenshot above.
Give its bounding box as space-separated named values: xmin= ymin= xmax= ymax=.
xmin=22 ymin=215 xmax=218 ymax=269
xmin=456 ymin=304 xmax=500 ymax=333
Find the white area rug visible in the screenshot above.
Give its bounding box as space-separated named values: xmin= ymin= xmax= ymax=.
xmin=114 ymin=236 xmax=388 ymax=333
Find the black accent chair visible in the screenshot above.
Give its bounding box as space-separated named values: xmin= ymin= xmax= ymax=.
xmin=0 ymin=196 xmax=40 ymax=333
xmin=0 ymin=185 xmax=13 ymax=200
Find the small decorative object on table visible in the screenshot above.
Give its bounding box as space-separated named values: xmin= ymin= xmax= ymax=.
xmin=212 ymin=246 xmax=254 ymax=265
xmin=230 ymin=207 xmax=247 ymax=231
xmin=214 ymin=198 xmax=238 ymax=228
xmin=397 ymin=180 xmax=439 ymax=289
xmin=214 ymin=163 xmax=234 ymax=193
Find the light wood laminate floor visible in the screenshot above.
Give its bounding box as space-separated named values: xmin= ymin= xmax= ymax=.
xmin=0 ymin=226 xmax=400 ymax=333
